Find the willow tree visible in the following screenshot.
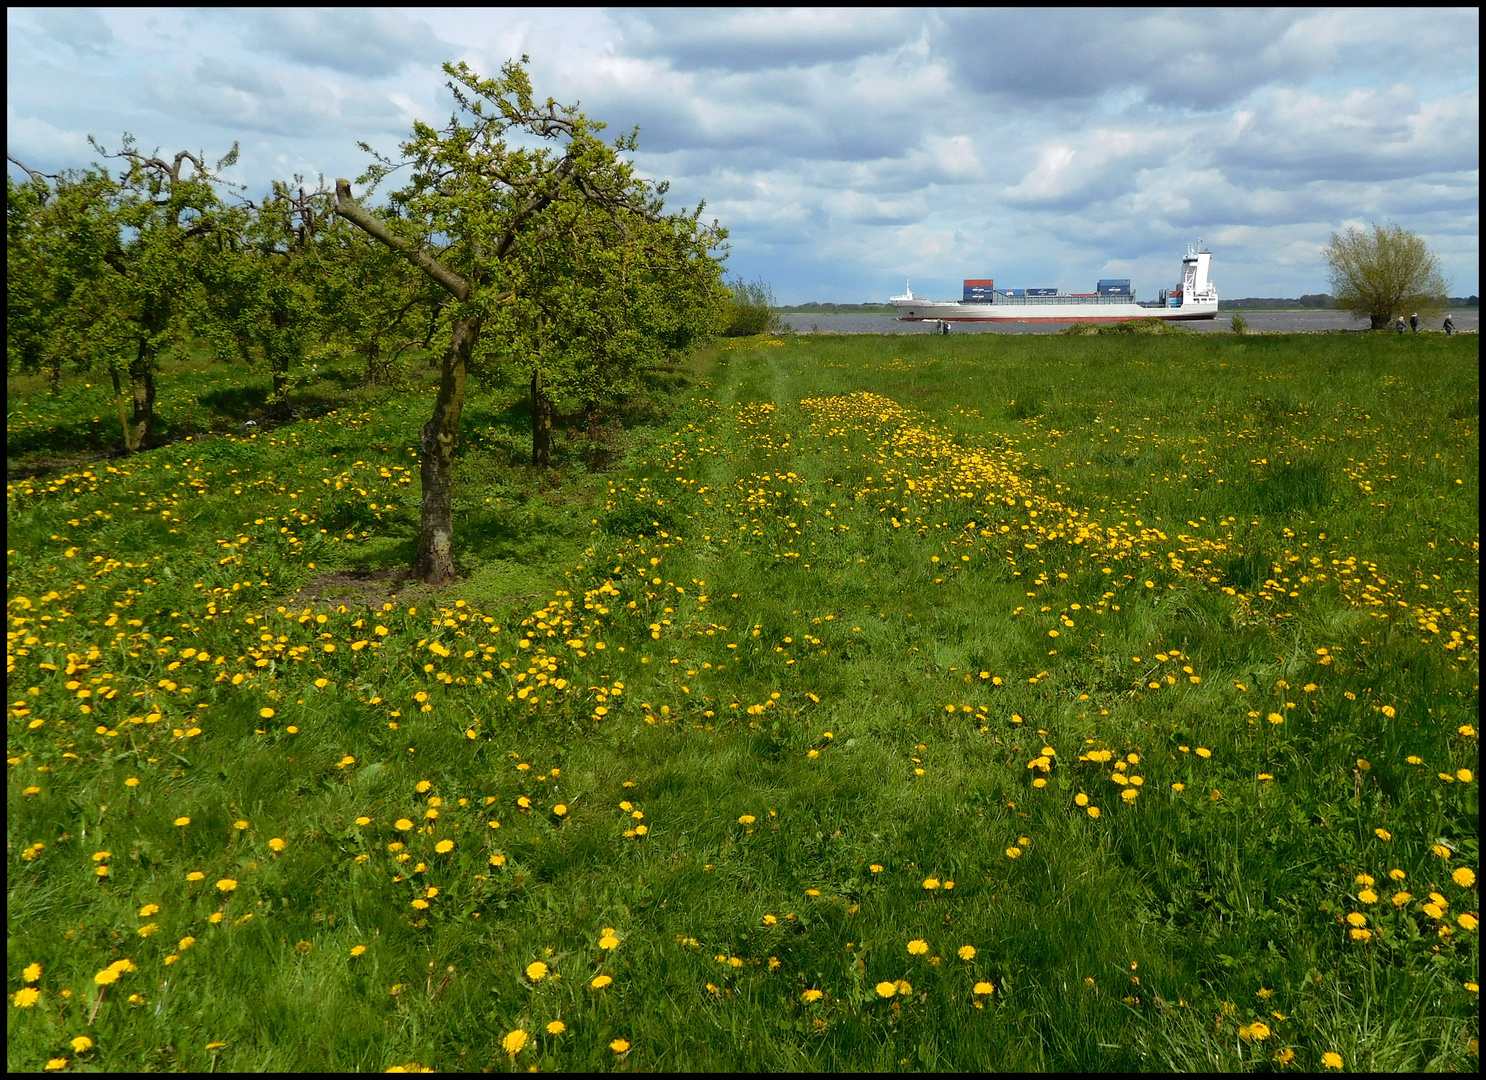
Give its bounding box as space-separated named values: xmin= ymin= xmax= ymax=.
xmin=1323 ymin=223 xmax=1451 ymax=330
xmin=335 ymin=58 xmax=725 ymax=583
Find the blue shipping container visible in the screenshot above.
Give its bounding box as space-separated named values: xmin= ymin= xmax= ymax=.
xmin=1026 ymin=288 xmax=1058 ymax=296
xmin=1097 ymin=279 xmax=1131 ymax=287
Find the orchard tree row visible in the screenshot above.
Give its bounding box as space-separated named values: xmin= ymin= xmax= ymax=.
xmin=8 ymin=59 xmax=730 ymax=582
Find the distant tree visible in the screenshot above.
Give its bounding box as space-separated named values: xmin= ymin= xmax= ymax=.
xmin=334 ymin=58 xmax=726 ymax=583
xmin=1323 ymin=224 xmax=1450 ymax=330
xmin=6 ymin=157 xmax=118 ymax=394
xmin=484 ymin=188 xmax=726 ymax=467
xmin=314 ymin=226 xmax=444 ymax=387
xmin=203 ymin=179 xmax=338 ymax=415
xmin=89 ymin=135 xmax=239 ymax=450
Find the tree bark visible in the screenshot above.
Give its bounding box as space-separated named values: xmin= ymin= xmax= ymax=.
xmin=128 ymin=339 xmax=155 ymax=450
xmin=412 ymin=314 xmax=479 ymax=584
xmin=269 ymin=309 xmax=291 ymax=414
xmin=531 ymin=368 xmax=553 ymax=469
xmin=111 ymin=363 xmax=133 ymax=454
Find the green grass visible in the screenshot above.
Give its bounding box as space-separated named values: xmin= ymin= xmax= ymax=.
xmin=7 ymin=331 xmax=1479 ymax=1072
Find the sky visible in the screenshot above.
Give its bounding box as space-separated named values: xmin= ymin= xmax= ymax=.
xmin=6 ymin=7 xmax=1479 ymax=303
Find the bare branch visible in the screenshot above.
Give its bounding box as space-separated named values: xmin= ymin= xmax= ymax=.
xmin=334 ymin=178 xmax=471 ymax=302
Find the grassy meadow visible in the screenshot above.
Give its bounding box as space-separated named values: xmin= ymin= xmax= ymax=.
xmin=7 ymin=329 xmax=1479 ymax=1072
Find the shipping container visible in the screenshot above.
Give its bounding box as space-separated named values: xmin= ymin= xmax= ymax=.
xmin=1097 ymin=279 xmax=1131 ymax=288
xmin=963 ymin=278 xmax=994 ymax=287
xmin=1025 ymin=288 xmax=1058 ymax=296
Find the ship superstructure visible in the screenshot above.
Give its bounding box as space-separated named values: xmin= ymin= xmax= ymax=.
xmin=891 ymin=244 xmax=1219 ymax=323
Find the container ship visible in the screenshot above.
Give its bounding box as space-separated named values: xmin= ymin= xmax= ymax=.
xmin=891 ymin=243 xmax=1218 ymax=323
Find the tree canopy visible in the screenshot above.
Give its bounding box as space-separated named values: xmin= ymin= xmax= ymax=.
xmin=334 ymin=58 xmax=727 ymax=581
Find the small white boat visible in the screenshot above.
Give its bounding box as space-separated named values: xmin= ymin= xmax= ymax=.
xmin=891 ymin=244 xmax=1219 ymax=323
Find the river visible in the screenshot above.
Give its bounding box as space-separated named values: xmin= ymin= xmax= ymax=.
xmin=776 ymin=309 xmax=1478 ymax=335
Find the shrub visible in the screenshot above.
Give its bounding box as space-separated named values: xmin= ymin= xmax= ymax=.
xmin=722 ymin=277 xmax=780 ymax=337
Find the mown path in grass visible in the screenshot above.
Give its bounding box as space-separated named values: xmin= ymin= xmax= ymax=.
xmin=8 ymin=333 xmax=1479 ymax=1072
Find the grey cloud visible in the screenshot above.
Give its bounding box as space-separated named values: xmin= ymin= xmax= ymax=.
xmin=27 ymin=8 xmax=116 ymax=57
xmin=935 ymin=8 xmax=1478 ymax=111
xmin=221 ymin=9 xmax=450 ymax=77
xmin=612 ymin=8 xmax=924 ymax=72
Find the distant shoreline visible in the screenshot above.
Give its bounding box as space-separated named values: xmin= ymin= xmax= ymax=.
xmin=776 ymin=299 xmax=1479 ymax=314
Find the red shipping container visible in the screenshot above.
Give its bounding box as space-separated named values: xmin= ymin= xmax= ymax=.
xmin=963 ymin=278 xmax=994 ymax=286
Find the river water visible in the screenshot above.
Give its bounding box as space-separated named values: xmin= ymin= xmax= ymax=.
xmin=777 ymin=309 xmax=1478 ymax=335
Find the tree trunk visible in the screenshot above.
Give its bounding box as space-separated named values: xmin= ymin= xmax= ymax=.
xmin=412 ymin=314 xmax=479 ymax=584
xmin=128 ymin=340 xmax=155 ymax=450
xmin=111 ymin=363 xmax=134 ymax=454
xmin=531 ymin=368 xmax=553 ymax=469
xmin=48 ymin=355 xmax=63 ymax=396
xmin=269 ymin=310 xmax=291 ymax=415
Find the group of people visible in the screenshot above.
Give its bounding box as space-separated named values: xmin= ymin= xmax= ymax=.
xmin=1397 ymin=312 xmax=1455 ymax=335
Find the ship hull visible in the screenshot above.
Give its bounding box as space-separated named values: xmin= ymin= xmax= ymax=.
xmin=893 ymin=300 xmax=1218 ymax=322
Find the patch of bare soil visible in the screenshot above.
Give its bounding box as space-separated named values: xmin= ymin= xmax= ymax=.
xmin=288 ymin=567 xmax=433 ymax=610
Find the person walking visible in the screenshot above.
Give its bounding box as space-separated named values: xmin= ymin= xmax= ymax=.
xmin=1409 ymin=312 xmax=1420 ymax=334
xmin=1395 ymin=315 xmax=1406 ymax=335
xmin=1443 ymin=313 xmax=1454 ymax=336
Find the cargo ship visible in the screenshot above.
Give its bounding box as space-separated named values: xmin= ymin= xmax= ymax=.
xmin=891 ymin=243 xmax=1218 ymax=323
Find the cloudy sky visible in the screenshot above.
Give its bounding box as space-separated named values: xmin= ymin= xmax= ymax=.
xmin=7 ymin=7 xmax=1479 ymax=302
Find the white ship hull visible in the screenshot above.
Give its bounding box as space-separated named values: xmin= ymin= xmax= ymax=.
xmin=891 ymin=244 xmax=1219 ymax=323
xmin=892 ymin=297 xmax=1219 ymax=322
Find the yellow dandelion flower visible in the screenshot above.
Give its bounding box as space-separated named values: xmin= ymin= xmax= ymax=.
xmin=590 ymin=975 xmax=612 ymax=989
xmin=1452 ymin=867 xmax=1476 ymax=888
xmin=503 ymin=1029 xmax=528 ymax=1057
xmin=268 ymin=838 xmax=286 ymax=852
xmin=70 ymin=1037 xmax=94 ymax=1053
xmin=93 ymin=968 xmax=120 ymax=986
xmin=958 ymin=945 xmax=976 ymax=960
xmin=216 ymin=878 xmax=238 ymax=892
xmin=13 ymin=987 xmax=42 ymax=1007
xmin=546 ymin=1020 xmax=566 ymax=1035
xmin=875 ymin=981 xmax=898 ymax=998
xmin=610 ymin=1039 xmax=630 ymax=1053
xmin=173 ymin=817 xmax=191 ymax=827
xmin=923 ymin=877 xmax=940 ymax=890
xmin=802 ymin=989 xmax=824 ymax=1002
xmin=907 ymin=939 xmax=929 ymax=955
xmin=435 ymin=839 xmax=454 ymax=854
xmin=973 ymin=981 xmax=995 ymax=995
xmin=23 ymin=963 xmax=42 ymax=982
xmin=44 ymin=1058 xmax=68 ymax=1071
xmin=1322 ymin=1051 xmax=1343 ymax=1069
